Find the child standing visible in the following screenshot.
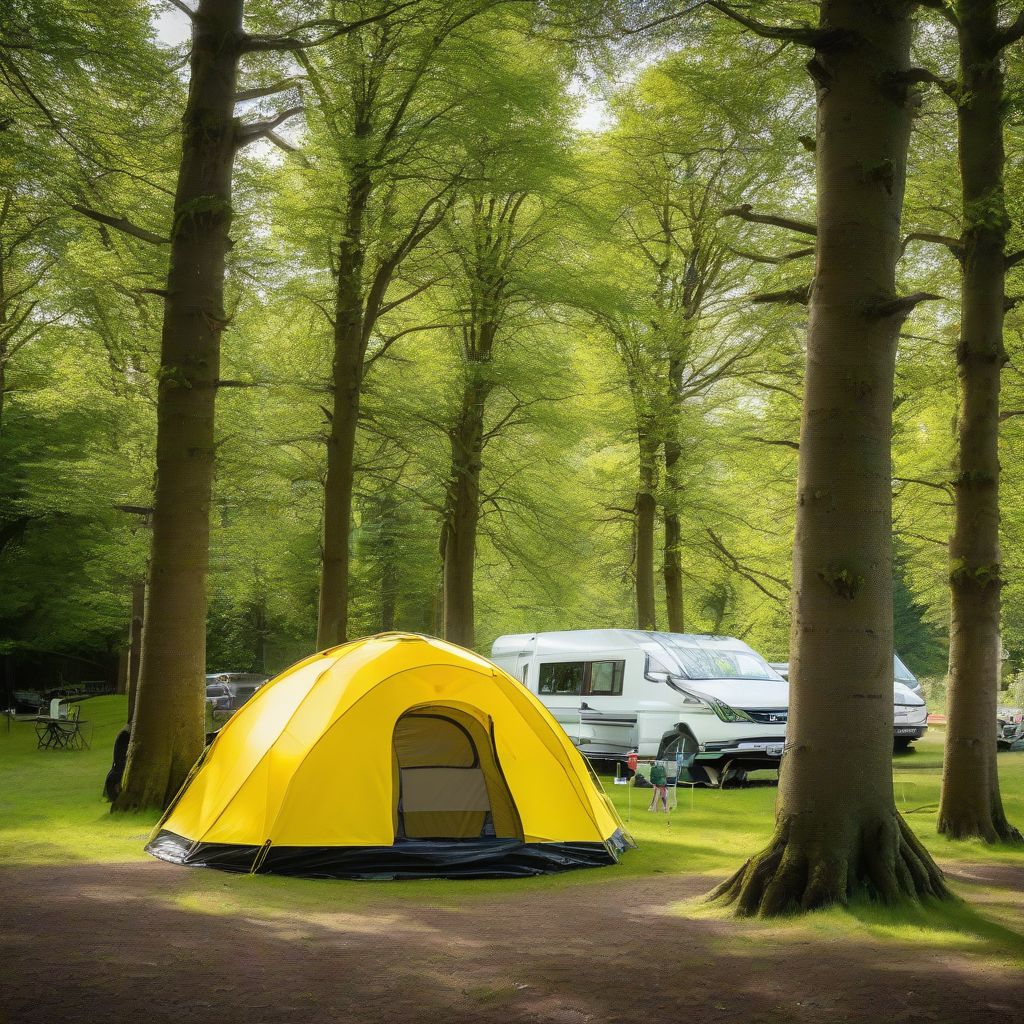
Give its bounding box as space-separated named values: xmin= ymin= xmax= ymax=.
xmin=648 ymin=760 xmax=669 ymax=812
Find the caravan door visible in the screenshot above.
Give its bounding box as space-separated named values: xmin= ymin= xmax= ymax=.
xmin=536 ymin=658 xmax=636 ymax=757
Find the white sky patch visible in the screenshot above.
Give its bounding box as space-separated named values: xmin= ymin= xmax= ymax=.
xmin=154 ymin=3 xmax=191 ymax=47
xmin=569 ymin=78 xmax=611 ymax=134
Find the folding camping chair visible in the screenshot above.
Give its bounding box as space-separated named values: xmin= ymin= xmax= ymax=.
xmin=53 ymin=704 xmax=88 ymax=750
xmin=673 ymin=752 xmax=701 ymax=811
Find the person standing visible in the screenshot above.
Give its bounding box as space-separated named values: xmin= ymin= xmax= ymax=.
xmin=648 ymin=760 xmax=669 ymax=812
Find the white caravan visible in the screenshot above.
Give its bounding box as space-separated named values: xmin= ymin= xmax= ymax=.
xmin=490 ymin=630 xmax=790 ymax=784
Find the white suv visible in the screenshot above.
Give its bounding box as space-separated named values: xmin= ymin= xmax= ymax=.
xmin=491 ymin=630 xmax=789 ymax=785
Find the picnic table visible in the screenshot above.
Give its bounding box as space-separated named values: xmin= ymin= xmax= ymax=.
xmin=34 ymin=709 xmax=90 ymax=751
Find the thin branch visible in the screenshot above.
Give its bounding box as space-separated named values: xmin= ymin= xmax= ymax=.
xmin=867 ymin=291 xmax=943 ymax=319
xmin=751 ymin=283 xmax=811 ymax=306
xmin=728 ymin=244 xmax=815 ymax=265
xmin=743 ymin=435 xmax=799 ymax=450
xmin=236 ymin=106 xmax=303 ymax=147
xmin=890 ymin=67 xmax=957 ymax=99
xmin=893 ymin=476 xmax=953 ymax=496
xmin=234 ymin=78 xmax=302 ymax=102
xmin=265 ymin=130 xmax=310 ymax=166
xmin=706 ymin=1 xmax=833 ymax=48
xmin=1007 ymin=250 xmax=1024 ymax=269
xmin=722 ymin=203 xmax=817 ymax=237
xmin=240 ymin=2 xmax=422 ymax=53
xmin=997 ymin=7 xmax=1024 ymax=48
xmin=902 ymin=230 xmax=963 ymax=257
xmin=165 ymin=0 xmax=195 ymax=19
xmin=71 ymin=205 xmax=168 ymax=245
xmin=705 ymin=527 xmax=788 ymax=601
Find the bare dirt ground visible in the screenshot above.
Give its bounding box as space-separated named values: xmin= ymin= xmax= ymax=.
xmin=1 ymin=860 xmax=1022 ymax=1024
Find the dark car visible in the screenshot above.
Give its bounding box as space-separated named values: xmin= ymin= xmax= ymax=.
xmin=204 ymin=672 xmax=270 ymax=739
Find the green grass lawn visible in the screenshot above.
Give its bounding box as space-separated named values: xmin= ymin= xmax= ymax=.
xmin=3 ymin=695 xmax=1024 ymax=878
xmin=2 ymin=694 xmax=1023 ymax=967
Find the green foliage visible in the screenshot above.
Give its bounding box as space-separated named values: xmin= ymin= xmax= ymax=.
xmin=5 ymin=0 xmax=1024 ymax=690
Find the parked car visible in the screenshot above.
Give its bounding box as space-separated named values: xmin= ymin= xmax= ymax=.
xmin=491 ymin=630 xmax=789 ymax=786
xmin=768 ymin=654 xmax=928 ymax=750
xmin=997 ymin=706 xmax=1024 ymax=750
xmin=204 ymin=672 xmax=270 ymax=739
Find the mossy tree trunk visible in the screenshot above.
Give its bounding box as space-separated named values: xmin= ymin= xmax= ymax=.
xmin=938 ymin=0 xmax=1022 ymax=844
xmin=635 ymin=422 xmax=659 ymax=630
xmin=114 ymin=0 xmax=242 ymax=811
xmin=663 ymin=352 xmax=685 ymax=633
xmin=442 ymin=370 xmax=490 ymax=649
xmin=710 ymin=0 xmax=950 ymax=914
xmin=126 ymin=578 xmax=145 ymax=724
xmin=317 ymin=170 xmax=371 ymax=650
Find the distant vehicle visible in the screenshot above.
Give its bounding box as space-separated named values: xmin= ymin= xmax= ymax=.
xmin=205 ymin=672 xmax=270 ymax=710
xmin=491 ymin=630 xmax=789 ymax=786
xmin=204 ymin=672 xmax=270 ymax=739
xmin=997 ymin=706 xmax=1024 ymax=750
xmin=768 ymin=654 xmax=928 ymax=750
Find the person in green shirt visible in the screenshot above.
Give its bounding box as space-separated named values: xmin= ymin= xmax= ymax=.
xmin=648 ymin=760 xmax=669 ymax=812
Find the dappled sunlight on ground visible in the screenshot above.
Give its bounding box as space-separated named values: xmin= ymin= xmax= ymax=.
xmin=3 ymin=698 xmax=1024 ymax=1022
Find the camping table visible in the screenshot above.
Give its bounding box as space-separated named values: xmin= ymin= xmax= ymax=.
xmin=34 ymin=716 xmax=90 ymax=751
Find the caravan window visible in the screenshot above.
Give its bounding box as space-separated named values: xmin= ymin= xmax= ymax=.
xmin=538 ymin=660 xmax=625 ymax=696
xmin=539 ymin=662 xmax=585 ymax=695
xmin=588 ymin=661 xmax=625 ymax=695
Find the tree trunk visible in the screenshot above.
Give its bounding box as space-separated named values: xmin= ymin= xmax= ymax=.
xmin=663 ymin=353 xmax=685 ymax=632
xmin=0 ymin=233 xmax=7 ymax=438
xmin=317 ymin=174 xmax=371 ymax=650
xmin=938 ymin=0 xmax=1021 ymax=844
xmin=442 ymin=376 xmax=487 ymax=650
xmin=114 ymin=0 xmax=241 ymax=812
xmin=380 ymin=560 xmax=397 ymax=632
xmin=126 ymin=578 xmax=144 ymax=722
xmin=635 ymin=423 xmax=658 ymax=631
xmin=713 ymin=0 xmax=949 ymax=914
xmin=378 ymin=488 xmax=398 ymax=632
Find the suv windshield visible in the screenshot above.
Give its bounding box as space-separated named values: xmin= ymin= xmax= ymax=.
xmin=649 ymin=635 xmax=782 ymax=681
xmin=894 ymin=655 xmax=916 ymax=683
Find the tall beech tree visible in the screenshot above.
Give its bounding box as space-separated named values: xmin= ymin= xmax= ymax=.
xmin=589 ymin=53 xmax=797 ymax=634
xmin=603 ymin=62 xmax=792 ymax=632
xmin=113 ymin=0 xmax=248 ymax=810
xmin=440 ymin=193 xmax=525 ymax=647
xmin=115 ymin=0 xmax=368 ymax=810
xmin=707 ymin=0 xmax=949 ymax=914
xmin=296 ymin=1 xmax=510 ymax=649
xmin=906 ymin=0 xmax=1024 ymax=843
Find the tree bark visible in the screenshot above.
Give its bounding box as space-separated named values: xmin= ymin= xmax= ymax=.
xmin=380 ymin=555 xmax=397 ymax=632
xmin=635 ymin=423 xmax=658 ymax=631
xmin=126 ymin=578 xmax=144 ymax=722
xmin=317 ymin=173 xmax=371 ymax=650
xmin=114 ymin=0 xmax=241 ymax=812
xmin=442 ymin=375 xmax=488 ymax=649
xmin=663 ymin=353 xmax=685 ymax=633
xmin=938 ymin=0 xmax=1022 ymax=844
xmin=0 ymin=244 xmax=8 ymax=439
xmin=712 ymin=0 xmax=949 ymax=913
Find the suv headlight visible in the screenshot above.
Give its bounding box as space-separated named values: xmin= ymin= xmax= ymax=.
xmin=668 ymin=681 xmax=755 ymax=723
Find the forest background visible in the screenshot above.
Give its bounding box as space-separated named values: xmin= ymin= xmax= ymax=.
xmin=3 ymin=0 xmax=1022 ymax=699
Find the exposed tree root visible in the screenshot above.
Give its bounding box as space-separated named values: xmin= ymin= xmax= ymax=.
xmin=937 ymin=802 xmax=1024 ymax=845
xmin=709 ymin=812 xmax=951 ymax=916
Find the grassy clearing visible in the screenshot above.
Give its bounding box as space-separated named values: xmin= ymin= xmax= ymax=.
xmin=0 ymin=696 xmax=158 ymax=865
xmin=2 ymin=694 xmax=1023 ymax=968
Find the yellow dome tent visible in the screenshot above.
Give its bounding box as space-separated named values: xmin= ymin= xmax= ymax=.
xmin=148 ymin=633 xmax=632 ymax=879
